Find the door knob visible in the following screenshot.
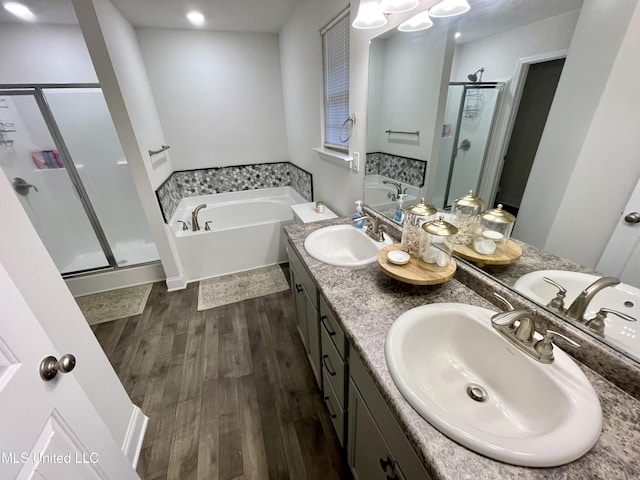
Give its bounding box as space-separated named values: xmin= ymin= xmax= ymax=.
xmin=624 ymin=212 xmax=640 ymax=224
xmin=40 ymin=354 xmax=76 ymax=381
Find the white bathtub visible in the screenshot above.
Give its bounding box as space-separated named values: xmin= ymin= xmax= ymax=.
xmin=169 ymin=187 xmax=306 ymax=283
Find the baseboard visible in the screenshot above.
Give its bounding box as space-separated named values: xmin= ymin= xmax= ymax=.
xmin=122 ymin=404 xmax=149 ymax=468
xmin=165 ymin=274 xmax=187 ymax=291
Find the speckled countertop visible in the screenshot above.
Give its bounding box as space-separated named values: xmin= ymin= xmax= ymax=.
xmin=285 ymin=218 xmax=640 ymax=480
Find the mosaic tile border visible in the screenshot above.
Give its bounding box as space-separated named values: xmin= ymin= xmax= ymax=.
xmin=155 ymin=162 xmax=313 ymax=223
xmin=365 ymin=152 xmax=427 ymax=187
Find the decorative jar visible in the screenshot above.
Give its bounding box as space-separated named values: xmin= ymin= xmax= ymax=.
xmin=420 ymin=216 xmax=458 ymax=267
xmin=452 ymin=190 xmax=484 ymax=245
xmin=400 ymin=198 xmax=437 ymax=256
xmin=478 ymin=204 xmax=516 ymax=253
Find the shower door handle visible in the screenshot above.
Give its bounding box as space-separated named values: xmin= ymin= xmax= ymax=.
xmin=12 ymin=177 xmax=38 ymax=196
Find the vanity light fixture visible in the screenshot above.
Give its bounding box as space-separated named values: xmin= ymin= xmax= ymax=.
xmin=429 ymin=0 xmax=471 ymax=18
xmin=3 ymin=2 xmax=35 ymax=21
xmin=352 ymin=0 xmax=388 ymax=29
xmin=398 ymin=10 xmax=433 ymax=32
xmin=186 ymin=11 xmax=205 ymax=26
xmin=379 ymin=0 xmax=419 ymax=14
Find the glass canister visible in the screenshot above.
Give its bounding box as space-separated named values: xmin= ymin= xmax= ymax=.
xmin=452 ymin=190 xmax=484 ymax=245
xmin=400 ymin=198 xmax=437 ymax=256
xmin=420 ymin=216 xmax=458 ymax=267
xmin=478 ymin=204 xmax=516 ymax=253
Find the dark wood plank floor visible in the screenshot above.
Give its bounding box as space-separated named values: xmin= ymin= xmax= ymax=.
xmin=91 ymin=267 xmax=352 ymax=480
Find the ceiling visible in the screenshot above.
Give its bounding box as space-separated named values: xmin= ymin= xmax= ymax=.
xmin=0 ymin=0 xmax=299 ymax=33
xmin=0 ymin=0 xmax=584 ymax=37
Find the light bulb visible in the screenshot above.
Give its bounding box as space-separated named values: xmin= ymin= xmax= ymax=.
xmin=429 ymin=0 xmax=471 ymax=18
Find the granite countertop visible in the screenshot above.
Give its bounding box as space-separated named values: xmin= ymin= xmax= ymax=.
xmin=285 ymin=218 xmax=640 ymax=480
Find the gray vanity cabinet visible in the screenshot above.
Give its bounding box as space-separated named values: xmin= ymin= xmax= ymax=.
xmin=349 ymin=352 xmax=432 ymax=480
xmin=287 ymin=244 xmax=322 ymax=388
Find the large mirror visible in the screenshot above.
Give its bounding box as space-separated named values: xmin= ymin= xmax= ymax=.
xmin=364 ymin=0 xmax=640 ymax=364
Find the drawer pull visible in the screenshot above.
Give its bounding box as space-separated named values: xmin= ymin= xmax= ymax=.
xmin=322 ymin=354 xmax=337 ymax=376
xmin=295 ymin=283 xmax=303 ymax=293
xmin=379 ymin=457 xmax=393 ymax=472
xmin=321 ymin=315 xmax=336 ymax=336
xmin=324 ymin=396 xmax=337 ymax=419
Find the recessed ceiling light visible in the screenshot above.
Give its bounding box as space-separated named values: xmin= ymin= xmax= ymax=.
xmin=3 ymin=2 xmax=35 ymax=21
xmin=186 ymin=11 xmax=205 ymax=26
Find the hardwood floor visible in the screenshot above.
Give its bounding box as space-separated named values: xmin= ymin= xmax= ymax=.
xmin=91 ymin=267 xmax=352 ymax=480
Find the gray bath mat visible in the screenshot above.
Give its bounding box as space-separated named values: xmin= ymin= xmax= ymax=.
xmin=198 ymin=265 xmax=289 ymax=311
xmin=76 ymin=283 xmax=153 ymax=325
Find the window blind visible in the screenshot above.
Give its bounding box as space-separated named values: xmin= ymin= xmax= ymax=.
xmin=321 ymin=9 xmax=350 ymax=152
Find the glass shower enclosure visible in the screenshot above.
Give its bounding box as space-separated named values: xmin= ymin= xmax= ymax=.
xmin=0 ymin=85 xmax=159 ymax=276
xmin=433 ymin=82 xmax=503 ymax=209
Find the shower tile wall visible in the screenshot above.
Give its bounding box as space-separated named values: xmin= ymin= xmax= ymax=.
xmin=366 ymin=152 xmax=427 ymax=187
xmin=156 ymin=162 xmax=313 ymax=222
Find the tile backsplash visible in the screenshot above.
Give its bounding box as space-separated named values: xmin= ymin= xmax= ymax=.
xmin=156 ymin=162 xmax=313 ymax=222
xmin=365 ymin=152 xmax=427 ymax=187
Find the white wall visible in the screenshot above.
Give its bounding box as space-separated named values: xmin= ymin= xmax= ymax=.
xmin=137 ymin=29 xmax=289 ymax=170
xmin=545 ymin=0 xmax=640 ymax=267
xmin=0 ymin=166 xmax=136 ymax=447
xmin=368 ymin=26 xmax=449 ymax=163
xmin=515 ymin=0 xmax=637 ymax=255
xmin=0 ymin=24 xmax=98 ymax=84
xmin=73 ymin=0 xmax=184 ymax=289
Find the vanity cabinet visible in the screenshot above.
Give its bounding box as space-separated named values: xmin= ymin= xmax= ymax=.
xmin=320 ymin=295 xmax=348 ymax=446
xmin=348 ymin=352 xmax=432 ymax=480
xmin=287 ymin=243 xmax=321 ymax=388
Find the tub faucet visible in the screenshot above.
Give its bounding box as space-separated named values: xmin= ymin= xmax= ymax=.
xmin=383 ymin=179 xmax=402 ymax=197
xmin=565 ymin=276 xmax=621 ymax=322
xmin=191 ymin=204 xmax=207 ymax=231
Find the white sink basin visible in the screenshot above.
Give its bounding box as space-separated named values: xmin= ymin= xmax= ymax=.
xmin=304 ymin=224 xmax=392 ymax=266
xmin=385 ymin=303 xmax=602 ymax=467
xmin=514 ymin=270 xmax=640 ymax=360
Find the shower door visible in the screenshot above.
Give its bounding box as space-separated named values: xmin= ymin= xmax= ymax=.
xmin=0 ymin=91 xmax=110 ymax=274
xmin=435 ymin=83 xmax=503 ymax=209
xmin=0 ymin=86 xmax=159 ymax=276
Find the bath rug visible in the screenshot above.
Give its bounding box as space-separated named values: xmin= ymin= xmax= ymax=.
xmin=198 ymin=265 xmax=289 ymax=311
xmin=76 ymin=283 xmax=153 ymax=325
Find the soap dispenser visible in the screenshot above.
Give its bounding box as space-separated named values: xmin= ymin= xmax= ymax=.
xmin=394 ymin=194 xmax=407 ymax=223
xmin=352 ymin=200 xmax=365 ymax=228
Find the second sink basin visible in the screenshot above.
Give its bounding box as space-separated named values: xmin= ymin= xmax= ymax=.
xmin=304 ymin=224 xmax=392 ymax=266
xmin=385 ymin=303 xmax=602 ymax=467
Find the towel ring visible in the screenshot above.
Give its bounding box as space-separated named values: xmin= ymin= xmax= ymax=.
xmin=339 ymin=114 xmax=356 ymax=143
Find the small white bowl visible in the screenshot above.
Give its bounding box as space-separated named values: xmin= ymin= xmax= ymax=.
xmin=387 ymin=250 xmax=410 ymax=265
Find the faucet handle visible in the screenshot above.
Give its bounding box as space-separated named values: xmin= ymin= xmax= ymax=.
xmin=542 ymin=277 xmax=567 ymax=312
xmin=177 ymin=220 xmax=189 ymax=231
xmin=534 ymin=329 xmax=580 ymax=363
xmin=493 ymin=292 xmax=515 ymax=312
xmin=585 ymin=307 xmax=637 ymax=336
xmin=205 ymin=221 xmax=213 ymax=231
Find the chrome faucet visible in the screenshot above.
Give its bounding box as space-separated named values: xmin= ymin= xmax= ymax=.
xmin=191 ymin=204 xmax=207 ymax=231
xmin=353 ymin=215 xmax=386 ymax=242
xmin=491 ymin=293 xmax=579 ymax=363
xmin=564 ymin=276 xmax=620 ymax=322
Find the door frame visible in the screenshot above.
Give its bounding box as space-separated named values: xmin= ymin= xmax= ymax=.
xmin=477 ymin=50 xmax=568 ymax=207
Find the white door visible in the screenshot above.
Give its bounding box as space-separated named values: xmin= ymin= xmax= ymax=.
xmin=597 ymin=177 xmax=640 ymax=288
xmin=0 ymin=262 xmax=139 ymax=480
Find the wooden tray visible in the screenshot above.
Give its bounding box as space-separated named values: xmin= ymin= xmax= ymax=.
xmin=453 ymin=239 xmax=522 ymax=267
xmin=377 ymin=244 xmax=456 ymax=285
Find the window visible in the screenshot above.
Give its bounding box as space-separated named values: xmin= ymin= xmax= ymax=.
xmin=321 ymin=8 xmax=350 ymax=152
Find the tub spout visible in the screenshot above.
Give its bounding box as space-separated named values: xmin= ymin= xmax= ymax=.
xmin=191 ymin=204 xmax=207 ymax=231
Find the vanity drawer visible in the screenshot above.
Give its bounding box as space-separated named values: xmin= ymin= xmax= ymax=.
xmin=320 ymin=295 xmax=347 ymax=359
xmin=323 ymin=369 xmax=346 ymax=447
xmin=287 ymin=241 xmax=318 ymax=309
xmin=322 ymin=325 xmax=346 ymax=410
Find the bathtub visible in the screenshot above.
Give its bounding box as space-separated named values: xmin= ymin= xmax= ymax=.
xmin=169 ymin=187 xmax=306 ymax=283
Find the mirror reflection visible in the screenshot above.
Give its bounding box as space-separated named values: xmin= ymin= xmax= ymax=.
xmin=363 ymin=0 xmax=640 ymax=364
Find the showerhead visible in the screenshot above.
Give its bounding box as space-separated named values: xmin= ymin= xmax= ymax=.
xmin=468 ymin=67 xmax=485 ymax=83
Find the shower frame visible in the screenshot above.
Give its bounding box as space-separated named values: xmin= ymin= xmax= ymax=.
xmin=0 ymin=83 xmax=143 ymax=277
xmin=442 ymin=82 xmax=503 ymax=209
